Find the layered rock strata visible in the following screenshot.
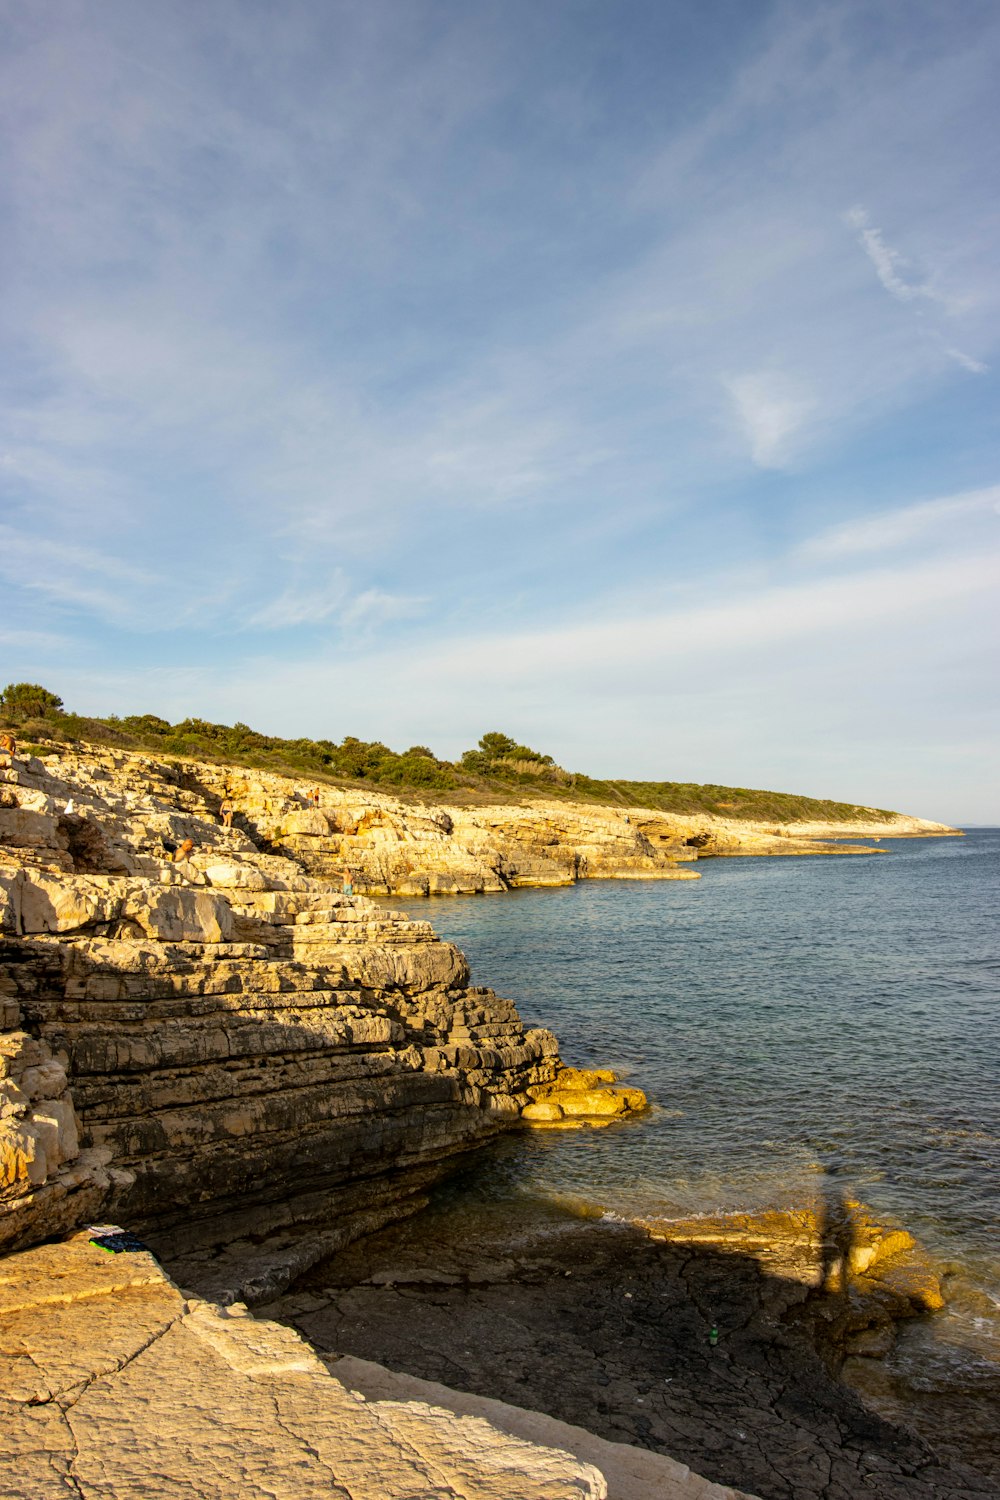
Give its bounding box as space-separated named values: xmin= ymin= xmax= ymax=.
xmin=204 ymin=766 xmax=704 ymax=892
xmin=0 ymin=745 xmax=644 ymax=1285
xmin=1 ymin=739 xmax=960 ymax=909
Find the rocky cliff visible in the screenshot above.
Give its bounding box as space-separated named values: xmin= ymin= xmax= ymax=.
xmin=0 ymin=744 xmax=647 ymax=1294
xmin=202 ymin=769 xmax=957 ymax=892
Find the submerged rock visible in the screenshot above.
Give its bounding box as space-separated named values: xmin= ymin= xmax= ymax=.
xmin=521 ymin=1066 xmax=648 ymax=1128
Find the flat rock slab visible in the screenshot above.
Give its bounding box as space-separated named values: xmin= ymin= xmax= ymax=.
xmin=0 ymin=1234 xmax=613 ymax=1499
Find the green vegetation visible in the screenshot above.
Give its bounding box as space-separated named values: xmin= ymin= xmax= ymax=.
xmin=0 ymin=682 xmax=64 ymax=718
xmin=0 ymin=684 xmax=900 ymax=823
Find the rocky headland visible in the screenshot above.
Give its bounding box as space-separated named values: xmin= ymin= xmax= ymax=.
xmin=0 ymin=739 xmax=985 ymax=1498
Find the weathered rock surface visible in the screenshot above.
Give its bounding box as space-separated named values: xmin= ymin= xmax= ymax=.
xmin=0 ymin=1231 xmax=627 ymax=1500
xmin=522 ymin=1066 xmax=648 ymax=1127
xmin=0 ymin=750 xmax=581 ymax=1281
xmin=0 ymin=740 xmax=970 ymax=1499
xmin=217 ymin=768 xmax=705 ymax=892
xmin=636 ymin=1200 xmax=948 ymax=1354
xmin=648 ymin=811 xmax=957 ymax=859
xmin=334 ymin=1356 xmax=757 ymax=1500
xmin=0 ymin=739 xmax=960 ymax=911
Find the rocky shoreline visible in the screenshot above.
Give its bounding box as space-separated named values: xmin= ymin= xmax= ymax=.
xmin=268 ymin=1192 xmax=999 ymax=1500
xmin=1 ymin=738 xmax=983 ymax=1498
xmin=1 ymin=743 xmax=652 ymax=1278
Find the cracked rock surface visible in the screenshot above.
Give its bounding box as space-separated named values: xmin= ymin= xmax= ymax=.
xmin=1 ymin=1232 xmax=622 ymax=1500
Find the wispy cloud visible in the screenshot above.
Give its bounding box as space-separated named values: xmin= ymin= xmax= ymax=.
xmin=845 ymin=205 xmax=944 ymax=305
xmin=843 ymin=205 xmax=989 ymax=377
xmin=245 ymin=578 xmax=350 ymax=631
xmin=946 ymin=347 xmax=989 ymax=374
xmin=796 ymin=484 xmax=1000 ymax=562
xmin=340 ymin=588 xmax=427 ymax=632
xmin=244 ymin=578 xmax=425 ymax=633
xmin=1 ymin=3 xmax=998 ymax=817
xmin=409 ymin=551 xmax=1000 ymax=684
xmin=0 ymin=627 xmax=78 ymax=655
xmin=0 ymin=525 xmax=161 ymax=627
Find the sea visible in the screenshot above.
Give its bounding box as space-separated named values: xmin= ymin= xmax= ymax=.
xmin=381 ymin=829 xmax=1000 ymax=1459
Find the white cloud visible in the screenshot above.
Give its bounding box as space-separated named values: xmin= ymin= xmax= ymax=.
xmin=1 ymin=2 xmax=998 ymax=823
xmin=340 ymin=589 xmax=427 ymax=632
xmin=725 ymin=372 xmax=815 ymax=468
xmin=25 ymin=543 xmax=1000 ymax=820
xmin=0 ymin=628 xmax=77 ymax=654
xmin=245 ymin=579 xmax=349 ymax=630
xmin=796 ymin=484 xmax=1000 ymax=562
xmin=946 ymin=347 xmax=989 ymax=374
xmin=415 ymin=550 xmax=1000 ymax=686
xmin=0 ymin=526 xmax=162 ymax=627
xmin=243 ymin=578 xmax=425 ymax=633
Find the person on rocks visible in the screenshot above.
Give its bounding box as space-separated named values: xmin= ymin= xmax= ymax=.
xmin=172 ymin=838 xmax=195 ymax=863
xmin=310 ymin=787 xmax=321 ymax=806
xmin=341 ymin=870 xmax=354 ymax=896
xmin=0 ymin=731 xmax=16 ymax=768
xmin=219 ymin=796 xmax=234 ymax=828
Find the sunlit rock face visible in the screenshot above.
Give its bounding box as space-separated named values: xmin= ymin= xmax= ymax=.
xmin=207 ymin=769 xmax=702 ymax=892
xmin=0 ymin=1232 xmax=616 ymax=1500
xmin=0 ymin=749 xmax=565 ymax=1283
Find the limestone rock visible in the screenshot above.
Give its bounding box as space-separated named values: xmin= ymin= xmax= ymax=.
xmin=0 ymin=1233 xmax=615 ymax=1500
xmin=126 ymin=887 xmax=235 ymax=943
xmin=0 ymin=870 xmax=22 ymax=935
xmin=0 ymin=807 xmax=59 ymax=849
xmin=637 ymin=1200 xmax=946 ymax=1357
xmin=336 ymin=1356 xmax=759 ymax=1500
xmin=19 ymin=874 xmax=126 ymax=934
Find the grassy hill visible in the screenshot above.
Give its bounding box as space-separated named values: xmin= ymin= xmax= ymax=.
xmin=0 ymin=685 xmax=899 ymax=824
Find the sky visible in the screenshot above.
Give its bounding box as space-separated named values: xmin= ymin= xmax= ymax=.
xmin=1 ymin=0 xmax=998 ymax=823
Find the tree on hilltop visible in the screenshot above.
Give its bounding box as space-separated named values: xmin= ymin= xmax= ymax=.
xmin=461 ymin=731 xmax=555 ymax=772
xmin=0 ymin=682 xmax=65 ymax=719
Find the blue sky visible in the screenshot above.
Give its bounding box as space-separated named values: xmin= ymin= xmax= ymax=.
xmin=1 ymin=0 xmax=998 ymax=822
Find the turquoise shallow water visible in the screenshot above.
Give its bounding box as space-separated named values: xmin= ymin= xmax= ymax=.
xmin=383 ymin=829 xmax=1000 ymax=1392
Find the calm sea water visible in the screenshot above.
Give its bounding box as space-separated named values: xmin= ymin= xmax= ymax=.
xmin=383 ymin=829 xmax=1000 ymax=1402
